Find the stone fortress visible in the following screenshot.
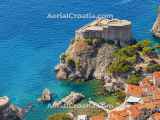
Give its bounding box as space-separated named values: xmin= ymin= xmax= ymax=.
xmin=75 ymin=18 xmax=132 ymax=46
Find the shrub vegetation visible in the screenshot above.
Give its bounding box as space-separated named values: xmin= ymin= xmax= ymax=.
xmin=48 ymin=113 xmax=72 ymax=120
xmin=126 ymin=73 xmax=142 ymax=85
xmin=107 ymin=40 xmax=155 ymax=75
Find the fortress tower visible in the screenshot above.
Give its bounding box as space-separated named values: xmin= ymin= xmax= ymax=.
xmin=75 ymin=18 xmax=132 ymax=46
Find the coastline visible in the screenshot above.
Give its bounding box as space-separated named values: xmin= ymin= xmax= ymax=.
xmin=0 ymin=1 xmax=160 ymax=120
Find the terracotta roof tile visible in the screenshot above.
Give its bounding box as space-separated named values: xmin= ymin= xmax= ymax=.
xmin=140 ymin=77 xmax=152 ymax=87
xmin=109 ymin=110 xmax=129 ymax=120
xmin=90 ymin=115 xmax=105 ymax=120
xmin=153 ymin=72 xmax=160 ymax=80
xmin=109 ymin=100 xmax=160 ymax=120
xmin=152 ymin=113 xmax=160 ymax=120
xmin=109 ymin=72 xmax=160 ymax=120
xmin=127 ymin=84 xmax=143 ymax=97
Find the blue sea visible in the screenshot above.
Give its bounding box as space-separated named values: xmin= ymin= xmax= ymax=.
xmin=0 ymin=0 xmax=160 ymax=120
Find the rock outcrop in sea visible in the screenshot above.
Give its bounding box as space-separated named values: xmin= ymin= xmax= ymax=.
xmin=38 ymin=88 xmax=52 ymax=103
xmin=53 ymin=92 xmax=85 ymax=108
xmin=0 ymin=96 xmax=23 ymax=120
xmin=55 ymin=18 xmax=134 ymax=81
xmin=55 ymin=38 xmax=115 ymax=80
xmin=152 ymin=7 xmax=160 ymax=38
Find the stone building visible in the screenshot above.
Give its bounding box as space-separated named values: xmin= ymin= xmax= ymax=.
xmin=75 ymin=18 xmax=132 ymax=46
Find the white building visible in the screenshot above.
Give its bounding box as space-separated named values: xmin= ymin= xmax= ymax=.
xmin=77 ymin=115 xmax=88 ymax=120
xmin=126 ymin=96 xmax=143 ymax=104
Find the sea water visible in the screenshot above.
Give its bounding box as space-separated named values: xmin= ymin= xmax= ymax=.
xmin=0 ymin=0 xmax=159 ymax=120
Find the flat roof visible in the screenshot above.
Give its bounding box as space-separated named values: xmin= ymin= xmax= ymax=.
xmin=97 ymin=19 xmax=131 ymax=26
xmin=77 ymin=18 xmax=131 ymax=32
xmin=77 ymin=115 xmax=88 ymax=119
xmin=85 ymin=26 xmax=103 ymax=31
xmin=126 ymin=96 xmax=142 ymax=103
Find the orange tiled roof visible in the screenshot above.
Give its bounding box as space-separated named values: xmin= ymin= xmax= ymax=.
xmin=153 ymin=71 xmax=160 ymax=80
xmin=109 ymin=72 xmax=160 ymax=120
xmin=127 ymin=105 xmax=141 ymax=118
xmin=127 ymin=77 xmax=159 ymax=97
xmin=109 ymin=110 xmax=129 ymax=120
xmin=155 ymin=91 xmax=160 ymax=99
xmin=90 ymin=115 xmax=105 ymax=120
xmin=140 ymin=77 xmax=152 ymax=87
xmin=152 ymin=113 xmax=160 ymax=120
xmin=109 ymin=99 xmax=160 ymax=120
xmin=127 ymin=84 xmax=143 ymax=97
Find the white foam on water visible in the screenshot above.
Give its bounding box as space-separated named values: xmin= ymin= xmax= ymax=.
xmin=114 ymin=0 xmax=133 ymax=6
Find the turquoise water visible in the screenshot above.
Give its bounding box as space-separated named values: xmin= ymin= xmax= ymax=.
xmin=0 ymin=0 xmax=160 ymax=120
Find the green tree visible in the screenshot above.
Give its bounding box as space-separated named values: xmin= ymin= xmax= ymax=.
xmin=84 ymin=38 xmax=93 ymax=45
xmin=142 ymin=47 xmax=153 ymax=56
xmin=126 ymin=73 xmax=142 ymax=85
xmin=147 ymin=63 xmax=160 ymax=73
xmin=67 ymin=58 xmax=75 ymax=68
xmin=107 ymin=59 xmax=131 ymax=75
xmin=136 ymin=40 xmax=151 ymax=48
xmin=115 ymin=91 xmax=126 ymax=102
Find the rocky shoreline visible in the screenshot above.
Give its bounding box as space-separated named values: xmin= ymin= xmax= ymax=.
xmin=53 ymin=92 xmax=85 ymax=108
xmin=51 ymin=15 xmax=160 ymax=120
xmin=152 ymin=7 xmax=160 ymax=38
xmin=55 ymin=18 xmax=160 ymax=97
xmin=54 ymin=19 xmax=138 ymax=82
xmin=3 ymin=7 xmax=160 ymax=120
xmin=0 ymin=96 xmax=24 ymax=120
xmin=37 ymin=88 xmax=53 ymax=103
xmin=55 ymin=38 xmax=115 ymax=81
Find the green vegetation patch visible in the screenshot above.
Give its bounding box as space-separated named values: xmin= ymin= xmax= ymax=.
xmin=95 ymin=90 xmax=126 ymax=107
xmin=84 ymin=38 xmax=105 ymax=46
xmin=95 ymin=96 xmax=120 ymax=107
xmin=107 ymin=40 xmax=155 ymax=75
xmin=106 ymin=40 xmax=160 ymax=85
xmin=48 ymin=113 xmax=72 ymax=120
xmin=147 ymin=62 xmax=160 ymax=73
xmin=126 ymin=73 xmax=142 ymax=85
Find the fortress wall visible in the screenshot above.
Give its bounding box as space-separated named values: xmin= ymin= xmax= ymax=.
xmin=86 ymin=30 xmax=102 ymax=39
xmin=75 ymin=31 xmax=84 ymax=39
xmin=75 ymin=22 xmax=132 ymax=46
xmin=104 ymin=25 xmax=131 ymax=44
xmin=76 ymin=30 xmax=103 ymax=39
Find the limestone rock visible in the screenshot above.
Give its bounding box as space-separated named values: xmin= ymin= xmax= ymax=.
xmin=152 ymin=7 xmax=160 ymax=38
xmin=0 ymin=96 xmax=23 ymax=120
xmin=53 ymin=92 xmax=85 ymax=108
xmin=104 ymin=77 xmax=125 ymax=92
xmin=55 ymin=19 xmax=135 ymax=81
xmin=38 ymin=88 xmax=52 ymax=103
xmin=55 ymin=38 xmax=114 ymax=81
xmin=55 ymin=64 xmax=70 ymax=80
xmin=94 ymin=43 xmax=114 ymax=79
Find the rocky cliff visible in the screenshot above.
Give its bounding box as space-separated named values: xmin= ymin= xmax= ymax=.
xmin=152 ymin=7 xmax=160 ymax=38
xmin=55 ymin=38 xmax=115 ymax=81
